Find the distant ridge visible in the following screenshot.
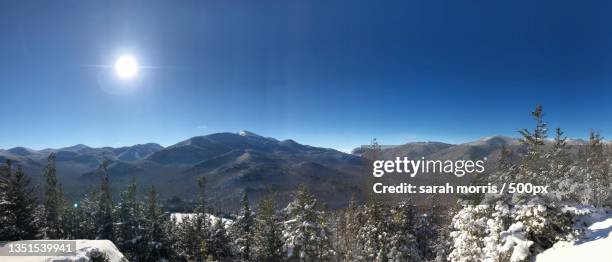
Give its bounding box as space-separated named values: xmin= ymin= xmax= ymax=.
xmin=0 ymin=131 xmax=365 ymax=211
xmin=0 ymin=133 xmax=601 ymax=211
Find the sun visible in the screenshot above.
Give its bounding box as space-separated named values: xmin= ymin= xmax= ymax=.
xmin=114 ymin=55 xmax=138 ymax=79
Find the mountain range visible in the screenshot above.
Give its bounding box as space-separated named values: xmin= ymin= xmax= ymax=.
xmin=0 ymin=131 xmax=366 ymax=211
xmin=0 ymin=132 xmax=597 ymax=211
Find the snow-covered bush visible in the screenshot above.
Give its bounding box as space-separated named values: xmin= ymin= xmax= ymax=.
xmin=498 ymin=222 xmax=533 ymax=262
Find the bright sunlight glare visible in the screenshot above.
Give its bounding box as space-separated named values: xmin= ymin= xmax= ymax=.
xmin=114 ymin=55 xmax=138 ymax=79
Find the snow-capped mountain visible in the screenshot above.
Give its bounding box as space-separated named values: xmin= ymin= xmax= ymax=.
xmin=0 ymin=131 xmax=366 ymax=211
xmin=0 ymin=132 xmax=603 ymax=212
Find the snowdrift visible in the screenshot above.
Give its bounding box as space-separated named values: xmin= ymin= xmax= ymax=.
xmin=536 ymin=208 xmax=612 ymax=261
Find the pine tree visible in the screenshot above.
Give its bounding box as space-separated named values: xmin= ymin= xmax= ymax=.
xmin=519 ymin=105 xmax=547 ymax=157
xmin=355 ymin=201 xmax=391 ymax=261
xmin=518 ymin=104 xmax=548 ymax=186
xmin=0 ymin=159 xmax=12 ymax=240
xmin=96 ymin=161 xmax=114 ymax=240
xmin=0 ymin=164 xmax=39 ymax=240
xmin=230 ymin=193 xmax=255 ymax=261
xmin=387 ymin=202 xmax=421 ymax=261
xmin=497 ymin=144 xmax=512 ymax=171
xmin=174 ymin=215 xmax=200 ymax=260
xmin=196 ymin=176 xmax=212 ymax=260
xmin=549 ymin=128 xmax=574 ymax=203
xmin=42 ymin=153 xmax=64 ymax=239
xmin=176 ymin=176 xmax=211 ymax=261
xmin=77 ymin=192 xmax=99 ymax=239
xmin=490 ymin=144 xmax=518 ymax=204
xmin=282 ymin=185 xmax=333 ymax=261
xmin=144 ymin=185 xmax=174 ymax=261
xmin=364 ymin=138 xmax=383 ymax=202
xmin=585 ymin=130 xmax=610 ymax=207
xmin=115 ymin=178 xmax=146 ymax=260
xmin=482 ymin=204 xmax=512 ymax=262
xmin=62 ymin=199 xmax=84 ymax=239
xmin=254 ymin=194 xmax=285 ymax=262
xmin=448 ymin=205 xmax=489 ymax=261
xmin=337 ymin=199 xmax=360 ymax=261
xmin=550 ymin=128 xmax=571 ymax=176
xmin=208 ymin=217 xmax=233 ymax=260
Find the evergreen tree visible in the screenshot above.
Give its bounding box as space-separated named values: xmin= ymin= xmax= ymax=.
xmin=355 ymin=201 xmax=390 ymax=261
xmin=518 ymin=104 xmax=548 ymax=186
xmin=282 ymin=185 xmax=333 ymax=261
xmin=62 ymin=199 xmax=85 ymax=239
xmin=0 ymin=164 xmax=39 ymax=240
xmin=482 ymin=204 xmax=512 ymax=262
xmin=448 ymin=205 xmax=490 ymax=261
xmin=115 ymin=178 xmax=146 ymax=260
xmin=144 ymin=185 xmax=174 ymax=261
xmin=0 ymin=160 xmax=12 ymax=240
xmin=174 ymin=215 xmax=201 ymax=261
xmin=176 ymin=176 xmax=211 ymax=261
xmin=367 ymin=138 xmax=382 ymax=158
xmin=78 ymin=192 xmax=99 ymax=239
xmin=585 ymin=130 xmax=610 ymax=207
xmin=42 ymin=153 xmax=64 ymax=239
xmin=230 ymin=193 xmax=255 ymax=261
xmin=96 ymin=161 xmax=114 ymax=240
xmin=519 ymin=105 xmax=547 ymax=158
xmin=497 ymin=144 xmax=512 ymax=171
xmin=550 ymin=128 xmax=571 ymax=175
xmin=387 ymin=202 xmax=421 ymax=261
xmin=485 ymin=144 xmax=518 ymax=205
xmin=549 ymin=128 xmax=574 ymax=203
xmin=208 ymin=217 xmax=234 ymax=260
xmin=337 ymin=199 xmax=361 ymax=261
xmin=364 ymin=138 xmax=383 ymax=201
xmin=254 ymin=194 xmax=285 ymax=262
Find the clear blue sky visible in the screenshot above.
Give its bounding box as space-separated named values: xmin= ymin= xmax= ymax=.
xmin=1 ymin=0 xmax=612 ymax=152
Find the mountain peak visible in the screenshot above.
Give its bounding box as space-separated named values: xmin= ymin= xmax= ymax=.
xmin=60 ymin=144 xmax=91 ymax=151
xmin=132 ymin=143 xmax=164 ymax=149
xmin=238 ymin=130 xmax=262 ymax=137
xmin=465 ymin=136 xmax=520 ymax=146
xmin=7 ymin=147 xmax=39 ymax=156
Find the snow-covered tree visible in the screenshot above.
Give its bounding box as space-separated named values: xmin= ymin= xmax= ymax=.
xmin=517 ymin=104 xmax=548 ymax=187
xmin=114 ymin=178 xmax=146 ymax=260
xmin=448 ymin=205 xmax=489 ymax=262
xmin=335 ymin=199 xmax=361 ymax=261
xmin=387 ymin=202 xmax=421 ymax=261
xmin=0 ymin=162 xmax=39 ymax=241
xmin=584 ymin=131 xmax=610 ymax=207
xmin=282 ymin=184 xmax=333 ymax=261
xmin=548 ymin=128 xmax=574 ymax=204
xmin=254 ymin=194 xmax=285 ymax=262
xmin=513 ymin=204 xmax=573 ymax=256
xmin=549 ymin=128 xmax=571 ymax=179
xmin=498 ymin=221 xmax=532 ymax=262
xmin=143 ymin=185 xmax=174 ymax=261
xmin=42 ymin=153 xmax=64 ymax=239
xmin=230 ymin=193 xmax=255 ymax=261
xmin=354 ymin=201 xmax=391 ymax=261
xmin=208 ymin=217 xmax=234 ymax=261
xmin=0 ymin=160 xmax=12 ymax=240
xmin=96 ymin=161 xmax=114 ymax=240
xmin=175 ymin=176 xmax=212 ymax=261
xmin=482 ymin=204 xmax=512 ymax=262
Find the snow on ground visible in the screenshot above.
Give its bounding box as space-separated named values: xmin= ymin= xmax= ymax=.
xmin=1 ymin=240 xmax=126 ymax=262
xmin=536 ymin=208 xmax=612 ymax=261
xmin=171 ymin=213 xmax=233 ymax=228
